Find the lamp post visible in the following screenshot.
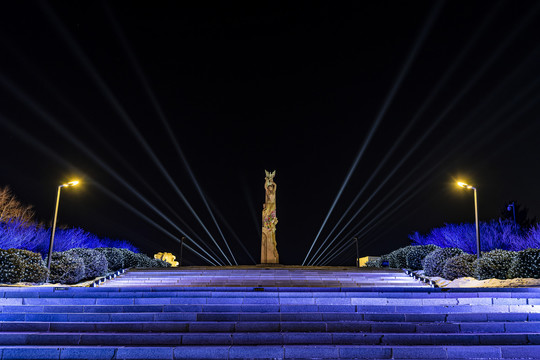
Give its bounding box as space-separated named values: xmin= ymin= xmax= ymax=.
xmin=354 ymin=237 xmax=359 ymax=267
xmin=457 ymin=181 xmax=481 ymax=259
xmin=179 ymin=237 xmax=185 ymax=267
xmin=46 ymin=180 xmax=79 ymax=271
xmin=507 ymin=202 xmax=516 ymax=231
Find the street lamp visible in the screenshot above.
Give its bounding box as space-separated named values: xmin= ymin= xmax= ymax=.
xmin=46 ymin=180 xmax=79 ymax=271
xmin=507 ymin=202 xmax=517 ymax=231
xmin=457 ymin=181 xmax=481 ymax=259
xmin=353 ymin=237 xmax=359 ymax=267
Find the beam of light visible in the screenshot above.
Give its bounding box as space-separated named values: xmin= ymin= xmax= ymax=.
xmin=310 ymin=10 xmax=540 ymax=266
xmin=93 ymin=182 xmax=219 ymax=266
xmin=0 ymin=75 xmax=226 ymax=266
xmin=318 ymin=87 xmax=540 ymax=265
xmin=207 ymin=198 xmax=257 ymax=264
xmin=319 ymin=184 xmax=423 ymax=266
xmin=102 ymin=3 xmax=238 ymax=266
xmin=38 ymin=2 xmax=234 ymax=266
xmin=0 ymin=44 xmax=218 ymax=251
xmin=316 ymin=81 xmax=540 ymax=265
xmin=0 ymin=114 xmax=218 ymax=265
xmin=324 ymin=219 xmax=402 ymax=266
xmin=320 ymin=240 xmax=356 ymax=267
xmin=306 ymin=1 xmax=501 ymax=266
xmin=302 ymin=0 xmax=444 ymax=266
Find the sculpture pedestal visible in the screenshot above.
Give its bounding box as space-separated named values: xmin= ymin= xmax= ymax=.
xmin=261 ymin=228 xmax=279 ymax=264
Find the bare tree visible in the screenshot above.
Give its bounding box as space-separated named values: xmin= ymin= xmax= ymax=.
xmin=0 ymin=186 xmax=35 ymax=225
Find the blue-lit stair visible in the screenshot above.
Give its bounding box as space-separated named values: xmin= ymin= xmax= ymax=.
xmin=0 ymin=268 xmax=539 ymax=359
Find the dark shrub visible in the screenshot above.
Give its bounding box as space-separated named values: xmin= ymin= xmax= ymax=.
xmin=134 ymin=253 xmax=153 ymax=267
xmin=8 ymin=248 xmax=48 ymax=283
xmin=443 ymin=253 xmax=476 ymax=280
xmin=423 ymin=247 xmax=464 ymax=277
xmin=387 ymin=246 xmax=415 ymax=269
xmin=365 ymin=258 xmax=380 ymax=267
xmin=374 ymin=254 xmax=391 ymax=267
xmin=0 ymin=248 xmax=23 ymax=283
xmin=65 ymin=248 xmax=108 ymax=278
xmin=48 ymin=252 xmax=85 ymax=284
xmin=508 ymin=248 xmax=540 ymax=279
xmin=406 ymin=244 xmax=440 ymax=270
xmin=474 ymin=249 xmax=516 ymax=280
xmin=151 ymin=259 xmax=171 ymax=268
xmin=119 ymin=248 xmax=139 ymax=268
xmin=95 ymin=248 xmax=124 ymax=272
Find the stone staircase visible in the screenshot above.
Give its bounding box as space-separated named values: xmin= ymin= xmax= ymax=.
xmin=0 ymin=267 xmax=539 ymax=359
xmin=100 ymin=267 xmax=426 ymax=288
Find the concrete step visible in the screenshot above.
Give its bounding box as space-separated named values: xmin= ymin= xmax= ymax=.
xmin=4 ymin=287 xmax=539 ymax=298
xmin=99 ymin=268 xmax=428 ymax=288
xmin=1 ymin=312 xmax=538 ymax=323
xmin=2 ymin=304 xmax=538 ymax=314
xmin=0 ymin=331 xmax=538 ymax=346
xmin=0 ymin=345 xmax=539 ymax=359
xmin=2 ymin=311 xmax=539 ymax=323
xmin=2 ymin=321 xmax=539 ymax=333
xmin=3 ymin=296 xmax=538 ymax=305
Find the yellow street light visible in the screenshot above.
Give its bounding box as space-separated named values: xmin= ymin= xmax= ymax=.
xmin=456 ymin=180 xmax=481 ymax=258
xmin=46 ymin=180 xmax=80 ymax=272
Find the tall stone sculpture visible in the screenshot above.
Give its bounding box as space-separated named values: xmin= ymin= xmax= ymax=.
xmin=261 ymin=170 xmax=279 ymax=264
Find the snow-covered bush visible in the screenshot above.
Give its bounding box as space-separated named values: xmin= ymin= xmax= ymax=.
xmin=443 ymin=253 xmax=476 ymax=280
xmin=508 ymin=248 xmax=540 ymax=279
xmin=8 ymin=248 xmax=48 ymax=283
xmin=377 ymin=254 xmax=391 ymax=267
xmin=134 ymin=253 xmax=153 ymax=267
xmin=151 ymin=258 xmax=171 ymax=268
xmin=0 ymin=248 xmax=23 ymax=283
xmin=474 ymin=249 xmax=516 ymax=280
xmin=48 ymin=252 xmax=85 ymax=284
xmin=423 ymin=247 xmax=464 ymax=277
xmin=406 ymin=244 xmax=439 ymax=270
xmin=95 ymin=248 xmax=125 ymax=272
xmin=119 ymin=248 xmax=140 ymax=268
xmin=65 ymin=248 xmax=108 ymax=279
xmin=387 ymin=246 xmax=415 ymax=269
xmin=365 ymin=258 xmax=380 ymax=267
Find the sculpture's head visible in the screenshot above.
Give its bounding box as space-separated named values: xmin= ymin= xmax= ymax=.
xmin=267 ymin=184 xmax=274 ymax=191
xmin=265 ymin=170 xmax=276 ymax=181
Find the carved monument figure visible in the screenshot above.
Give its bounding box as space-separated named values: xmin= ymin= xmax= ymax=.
xmin=261 ymin=170 xmax=279 ymax=264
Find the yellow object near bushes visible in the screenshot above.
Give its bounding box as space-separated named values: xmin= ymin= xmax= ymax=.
xmin=154 ymin=252 xmax=179 ymax=267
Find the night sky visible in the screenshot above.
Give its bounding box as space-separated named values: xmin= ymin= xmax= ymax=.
xmin=1 ymin=1 xmax=540 ymax=266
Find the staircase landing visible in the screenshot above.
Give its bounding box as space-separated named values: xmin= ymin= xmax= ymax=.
xmin=100 ymin=266 xmax=429 ymax=288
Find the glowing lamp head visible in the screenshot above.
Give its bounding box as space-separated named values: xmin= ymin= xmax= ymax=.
xmin=457 ymin=181 xmax=475 ymax=190
xmin=61 ymin=180 xmax=80 ymax=187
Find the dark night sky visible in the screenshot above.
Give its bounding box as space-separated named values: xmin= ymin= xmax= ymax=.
xmin=1 ymin=1 xmax=540 ymax=265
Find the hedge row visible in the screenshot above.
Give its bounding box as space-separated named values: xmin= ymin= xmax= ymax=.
xmin=368 ymin=245 xmax=540 ymax=281
xmin=0 ymin=247 xmax=170 ymax=285
xmin=0 ymin=248 xmax=49 ymax=284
